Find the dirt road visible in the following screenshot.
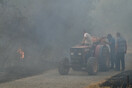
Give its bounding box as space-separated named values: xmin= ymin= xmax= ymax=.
xmin=0 ymin=69 xmax=120 ymax=88
xmin=0 ymin=53 xmax=131 ymax=88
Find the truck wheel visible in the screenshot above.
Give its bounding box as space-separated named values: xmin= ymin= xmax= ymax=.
xmin=87 ymin=57 xmax=98 ymax=75
xmin=99 ymin=45 xmax=110 ymax=71
xmin=58 ymin=57 xmax=70 ymax=75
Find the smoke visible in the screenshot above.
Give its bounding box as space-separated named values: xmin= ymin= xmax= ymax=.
xmin=0 ymin=0 xmax=96 ymax=73
xmin=0 ymin=0 xmax=132 ymax=74
xmin=91 ymin=0 xmax=132 ymax=43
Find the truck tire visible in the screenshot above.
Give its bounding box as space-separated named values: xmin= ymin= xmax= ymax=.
xmin=58 ymin=57 xmax=70 ymax=75
xmin=87 ymin=57 xmax=98 ymax=75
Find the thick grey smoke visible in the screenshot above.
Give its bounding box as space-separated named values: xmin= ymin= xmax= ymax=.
xmin=0 ymin=0 xmax=132 ymax=73
xmin=0 ymin=0 xmax=95 ymax=72
xmin=91 ymin=0 xmax=132 ymax=43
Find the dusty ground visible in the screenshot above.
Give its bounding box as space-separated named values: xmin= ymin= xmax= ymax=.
xmin=0 ymin=53 xmax=131 ymax=88
xmin=0 ymin=69 xmax=120 ymax=88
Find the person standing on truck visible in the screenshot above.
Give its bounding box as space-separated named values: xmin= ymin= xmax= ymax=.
xmin=100 ymin=36 xmax=108 ymax=45
xmin=81 ymin=32 xmax=93 ymax=46
xmin=107 ymin=34 xmax=115 ymax=69
xmin=115 ymin=32 xmax=127 ymax=71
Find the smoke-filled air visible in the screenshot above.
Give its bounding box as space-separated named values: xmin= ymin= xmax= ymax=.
xmin=0 ymin=0 xmax=131 ymax=76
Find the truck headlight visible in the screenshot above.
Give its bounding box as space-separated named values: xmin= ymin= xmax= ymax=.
xmin=78 ymin=53 xmax=82 ymax=55
xmin=71 ymin=52 xmax=74 ymax=55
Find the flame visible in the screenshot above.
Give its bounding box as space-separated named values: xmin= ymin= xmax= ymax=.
xmin=17 ymin=48 xmax=24 ymax=59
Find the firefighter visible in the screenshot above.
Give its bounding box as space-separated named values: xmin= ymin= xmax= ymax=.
xmin=100 ymin=36 xmax=108 ymax=45
xmin=107 ymin=34 xmax=115 ymax=69
xmin=115 ymin=32 xmax=127 ymax=71
xmin=81 ymin=32 xmax=93 ymax=46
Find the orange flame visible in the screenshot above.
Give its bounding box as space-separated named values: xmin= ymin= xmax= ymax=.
xmin=17 ymin=48 xmax=24 ymax=59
